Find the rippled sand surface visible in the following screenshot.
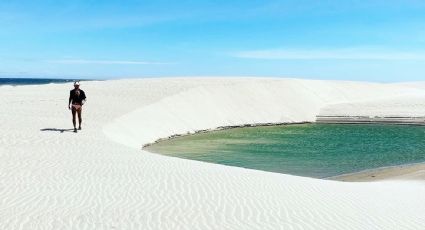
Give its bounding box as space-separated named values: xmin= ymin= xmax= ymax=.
xmin=1 ymin=78 xmax=425 ymax=229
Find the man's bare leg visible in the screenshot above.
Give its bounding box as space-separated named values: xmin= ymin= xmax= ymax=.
xmin=72 ymin=108 xmax=77 ymax=132
xmin=77 ymin=108 xmax=82 ymax=130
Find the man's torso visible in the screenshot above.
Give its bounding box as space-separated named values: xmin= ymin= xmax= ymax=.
xmin=70 ymin=89 xmax=86 ymax=105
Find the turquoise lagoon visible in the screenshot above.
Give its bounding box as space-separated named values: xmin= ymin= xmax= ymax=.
xmin=145 ymin=124 xmax=425 ymax=178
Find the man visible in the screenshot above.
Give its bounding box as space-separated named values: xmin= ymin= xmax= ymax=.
xmin=68 ymin=81 xmax=87 ymax=133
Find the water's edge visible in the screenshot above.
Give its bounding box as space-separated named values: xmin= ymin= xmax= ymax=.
xmin=326 ymin=161 xmax=425 ymax=182
xmin=317 ymin=115 xmax=425 ymax=126
xmin=141 ymin=122 xmax=312 ymax=148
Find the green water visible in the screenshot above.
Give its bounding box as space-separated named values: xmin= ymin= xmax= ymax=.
xmin=145 ymin=124 xmax=425 ymax=178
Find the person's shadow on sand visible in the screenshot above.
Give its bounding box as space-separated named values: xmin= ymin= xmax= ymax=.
xmin=40 ymin=128 xmax=75 ymax=133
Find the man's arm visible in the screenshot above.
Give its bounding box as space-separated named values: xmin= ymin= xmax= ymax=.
xmin=68 ymin=91 xmax=72 ymax=109
xmin=81 ymin=90 xmax=87 ymax=105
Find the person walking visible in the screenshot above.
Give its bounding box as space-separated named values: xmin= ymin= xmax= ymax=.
xmin=68 ymin=81 xmax=87 ymax=133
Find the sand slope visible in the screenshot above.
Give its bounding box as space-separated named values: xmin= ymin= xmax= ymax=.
xmin=1 ymin=78 xmax=425 ymax=229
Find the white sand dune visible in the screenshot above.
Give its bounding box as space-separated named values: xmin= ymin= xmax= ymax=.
xmin=1 ymin=78 xmax=425 ymax=229
xmin=319 ymin=94 xmax=425 ymax=117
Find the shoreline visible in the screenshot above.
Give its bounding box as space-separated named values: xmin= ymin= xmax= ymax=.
xmin=141 ymin=121 xmax=312 ymax=148
xmin=0 ymin=78 xmax=96 ymax=86
xmin=316 ymin=115 xmax=425 ymax=125
xmin=328 ymin=162 xmax=425 ymax=182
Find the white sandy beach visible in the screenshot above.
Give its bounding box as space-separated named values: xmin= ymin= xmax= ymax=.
xmin=1 ymin=77 xmax=425 ymax=229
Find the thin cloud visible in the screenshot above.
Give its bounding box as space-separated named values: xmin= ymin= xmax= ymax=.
xmin=48 ymin=59 xmax=169 ymax=65
xmin=232 ymin=48 xmax=425 ymax=60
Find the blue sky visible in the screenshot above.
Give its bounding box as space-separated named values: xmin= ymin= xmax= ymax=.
xmin=1 ymin=0 xmax=425 ymax=81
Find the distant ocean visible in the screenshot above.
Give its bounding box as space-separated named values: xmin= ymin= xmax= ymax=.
xmin=0 ymin=78 xmax=79 ymax=86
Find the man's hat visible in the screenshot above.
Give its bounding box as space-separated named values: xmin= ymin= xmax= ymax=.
xmin=74 ymin=81 xmax=80 ymax=86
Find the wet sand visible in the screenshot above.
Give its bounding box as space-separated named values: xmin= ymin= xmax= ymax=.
xmin=330 ymin=162 xmax=425 ymax=182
